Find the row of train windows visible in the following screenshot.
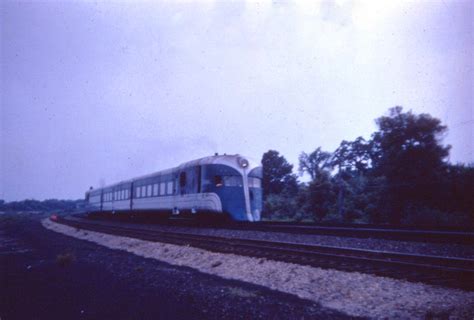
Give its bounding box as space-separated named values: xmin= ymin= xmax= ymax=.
xmin=100 ymin=176 xmax=261 ymax=202
xmin=102 ymin=181 xmax=174 ymax=202
xmin=135 ymin=181 xmax=174 ymax=198
xmin=103 ymin=190 xmax=130 ymax=202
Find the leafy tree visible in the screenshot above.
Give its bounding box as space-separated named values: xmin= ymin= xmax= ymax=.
xmin=330 ymin=137 xmax=372 ymax=219
xmin=332 ymin=137 xmax=371 ymax=173
xmin=306 ymin=171 xmax=336 ymax=221
xmin=298 ymin=147 xmax=331 ymax=180
xmin=371 ymin=106 xmax=450 ymax=224
xmin=261 ymin=150 xmax=298 ymax=197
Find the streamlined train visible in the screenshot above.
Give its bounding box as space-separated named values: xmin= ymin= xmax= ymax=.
xmin=85 ymin=154 xmax=262 ymax=221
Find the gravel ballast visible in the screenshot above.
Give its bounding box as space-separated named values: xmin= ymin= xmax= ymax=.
xmin=43 ymin=219 xmax=474 ymax=319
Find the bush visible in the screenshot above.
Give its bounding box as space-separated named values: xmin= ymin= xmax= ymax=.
xmin=56 ymin=253 xmax=76 ymax=267
xmin=401 ymin=205 xmax=471 ymax=228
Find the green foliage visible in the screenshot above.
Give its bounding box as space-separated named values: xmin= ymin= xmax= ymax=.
xmin=331 ymin=137 xmax=371 ymax=172
xmin=306 ymin=171 xmax=336 ymax=221
xmin=401 ymin=205 xmax=471 ymax=228
xmin=0 ymin=199 xmax=85 ymax=212
xmin=261 ymin=150 xmax=298 ymax=197
xmin=56 ymin=252 xmax=76 ymax=267
xmin=298 ymin=147 xmax=332 ymax=180
xmin=263 ymin=193 xmax=297 ymax=220
xmin=261 ymin=106 xmax=472 ymax=228
xmin=371 ymin=106 xmax=451 ymax=224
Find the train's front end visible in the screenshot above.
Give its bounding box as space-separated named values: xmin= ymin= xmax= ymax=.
xmin=200 ymin=155 xmax=262 ymax=221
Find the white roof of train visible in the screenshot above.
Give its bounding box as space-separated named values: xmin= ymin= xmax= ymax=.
xmin=87 ymin=154 xmax=260 ymax=192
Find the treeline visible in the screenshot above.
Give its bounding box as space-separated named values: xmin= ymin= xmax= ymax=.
xmin=0 ymin=199 xmax=85 ymax=212
xmin=262 ymin=107 xmax=474 ymax=227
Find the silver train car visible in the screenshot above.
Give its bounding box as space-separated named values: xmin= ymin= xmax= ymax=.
xmin=85 ymin=154 xmax=263 ymax=221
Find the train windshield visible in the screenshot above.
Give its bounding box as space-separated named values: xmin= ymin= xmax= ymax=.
xmin=248 ymin=177 xmax=261 ymax=188
xmin=248 ymin=167 xmax=262 ymax=188
xmin=214 ymin=175 xmax=243 ymax=187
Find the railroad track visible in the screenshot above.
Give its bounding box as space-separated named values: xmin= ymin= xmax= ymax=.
xmin=83 ymin=212 xmax=474 ymax=244
xmin=249 ymin=223 xmax=474 ymax=244
xmin=54 ymin=216 xmax=474 ymax=291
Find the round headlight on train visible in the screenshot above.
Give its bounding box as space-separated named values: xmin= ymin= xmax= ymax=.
xmin=238 ymin=157 xmax=249 ymax=168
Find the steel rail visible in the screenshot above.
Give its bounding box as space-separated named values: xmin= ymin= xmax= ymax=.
xmin=83 ymin=212 xmax=474 ymax=244
xmin=54 ymin=216 xmax=474 ymax=291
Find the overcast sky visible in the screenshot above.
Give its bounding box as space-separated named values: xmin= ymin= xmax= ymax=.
xmin=1 ymin=0 xmax=473 ymax=201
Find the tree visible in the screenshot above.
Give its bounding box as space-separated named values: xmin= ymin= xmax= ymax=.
xmin=261 ymin=150 xmax=298 ymax=197
xmin=330 ymin=137 xmax=372 ymax=219
xmin=370 ymin=106 xmax=450 ymax=224
xmin=332 ymin=137 xmax=371 ymax=173
xmin=306 ymin=171 xmax=336 ymax=221
xmin=298 ymin=147 xmax=331 ymax=180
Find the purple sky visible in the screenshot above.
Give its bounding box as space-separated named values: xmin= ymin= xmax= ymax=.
xmin=1 ymin=0 xmax=473 ymax=201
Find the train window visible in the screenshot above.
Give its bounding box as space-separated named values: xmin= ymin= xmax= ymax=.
xmin=153 ymin=184 xmax=158 ymax=196
xmin=125 ymin=190 xmax=129 ymax=199
xmin=248 ymin=177 xmax=262 ymax=188
xmin=147 ymin=185 xmax=152 ymax=197
xmin=214 ymin=175 xmax=223 ymax=187
xmin=223 ymin=176 xmax=243 ymax=187
xmin=167 ymin=181 xmax=173 ymax=195
xmin=160 ymin=182 xmax=166 ymax=195
xmin=136 ymin=187 xmax=140 ymax=198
